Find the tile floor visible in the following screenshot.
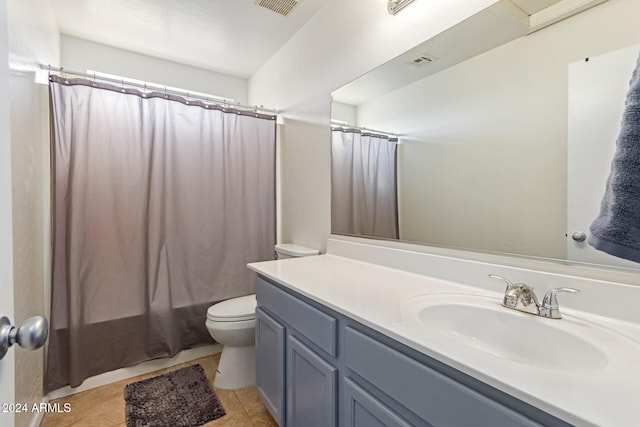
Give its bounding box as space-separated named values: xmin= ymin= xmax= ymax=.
xmin=40 ymin=354 xmax=278 ymax=427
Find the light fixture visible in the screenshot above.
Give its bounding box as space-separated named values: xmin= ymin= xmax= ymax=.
xmin=387 ymin=0 xmax=415 ymax=15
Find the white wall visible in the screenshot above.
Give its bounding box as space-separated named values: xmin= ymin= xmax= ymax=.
xmin=7 ymin=0 xmax=58 ymax=67
xmin=62 ymin=35 xmax=248 ymax=104
xmin=355 ymin=0 xmax=640 ymax=260
xmin=250 ymin=0 xmax=499 ymax=252
xmin=330 ymin=101 xmax=356 ymax=125
xmin=6 ymin=1 xmax=60 ymax=426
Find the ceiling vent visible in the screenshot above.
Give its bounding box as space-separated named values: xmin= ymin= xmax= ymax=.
xmin=388 ymin=0 xmax=416 ymax=15
xmin=410 ymin=55 xmax=437 ymax=66
xmin=255 ymin=0 xmax=300 ymax=16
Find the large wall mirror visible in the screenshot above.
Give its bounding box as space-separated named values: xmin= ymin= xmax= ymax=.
xmin=331 ymin=0 xmax=640 ymax=271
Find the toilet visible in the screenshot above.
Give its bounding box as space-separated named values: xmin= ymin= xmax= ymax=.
xmin=205 ymin=243 xmax=319 ymax=389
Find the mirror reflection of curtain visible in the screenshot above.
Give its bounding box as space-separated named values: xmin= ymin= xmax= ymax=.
xmin=46 ymin=75 xmax=276 ymax=392
xmin=331 ymin=128 xmax=399 ymax=239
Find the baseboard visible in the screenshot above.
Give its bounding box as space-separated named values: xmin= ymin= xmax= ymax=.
xmin=47 ymin=344 xmax=221 ymax=400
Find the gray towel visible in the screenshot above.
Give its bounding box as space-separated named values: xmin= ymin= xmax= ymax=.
xmin=588 ymin=52 xmax=640 ymax=263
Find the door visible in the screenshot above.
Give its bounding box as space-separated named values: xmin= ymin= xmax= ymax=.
xmin=567 ymin=44 xmax=640 ymax=268
xmin=0 ymin=1 xmax=16 ymax=426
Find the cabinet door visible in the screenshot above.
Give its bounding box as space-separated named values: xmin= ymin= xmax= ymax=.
xmin=256 ymin=308 xmax=286 ymax=426
xmin=287 ymin=335 xmax=338 ymax=427
xmin=344 ymin=378 xmax=413 ymax=427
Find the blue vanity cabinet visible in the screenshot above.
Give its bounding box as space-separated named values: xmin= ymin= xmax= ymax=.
xmin=256 ymin=276 xmax=339 ymax=427
xmin=255 ymin=276 xmax=573 ymax=427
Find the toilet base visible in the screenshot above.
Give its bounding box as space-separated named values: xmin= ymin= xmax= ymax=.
xmin=214 ymin=345 xmax=256 ymax=390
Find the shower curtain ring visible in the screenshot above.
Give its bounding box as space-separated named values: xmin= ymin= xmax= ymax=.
xmin=61 ymin=67 xmax=69 ymax=84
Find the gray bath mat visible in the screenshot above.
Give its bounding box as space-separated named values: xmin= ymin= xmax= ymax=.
xmin=124 ymin=364 xmax=225 ymax=426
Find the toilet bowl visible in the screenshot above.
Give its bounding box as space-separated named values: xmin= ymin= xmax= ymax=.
xmin=206 ymin=294 xmax=257 ymax=389
xmin=205 ymin=243 xmax=319 ymax=389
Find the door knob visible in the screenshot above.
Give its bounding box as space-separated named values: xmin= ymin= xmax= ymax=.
xmin=0 ymin=316 xmax=49 ymax=360
xmin=571 ymin=231 xmax=587 ymax=242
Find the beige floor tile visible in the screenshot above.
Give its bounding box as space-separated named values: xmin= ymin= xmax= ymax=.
xmin=202 ymin=417 xmax=254 ymax=427
xmin=202 ymin=387 xmax=253 ymax=426
xmin=234 ymin=387 xmax=278 ymax=427
xmin=137 ymin=361 xmax=192 ymax=380
xmin=39 ymin=408 xmax=82 ymax=427
xmin=250 ymin=416 xmax=279 ymax=427
xmin=43 ymin=377 xmax=135 ymax=427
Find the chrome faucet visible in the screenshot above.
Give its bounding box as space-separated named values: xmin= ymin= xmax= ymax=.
xmin=488 ymin=274 xmax=579 ymax=319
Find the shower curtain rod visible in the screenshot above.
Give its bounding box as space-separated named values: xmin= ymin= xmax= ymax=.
xmin=331 ymin=121 xmax=399 ymax=137
xmin=41 ymin=64 xmax=278 ymax=114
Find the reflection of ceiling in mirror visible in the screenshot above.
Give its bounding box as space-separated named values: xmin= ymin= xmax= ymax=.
xmin=331 ymin=0 xmax=607 ymax=106
xmin=332 ymin=3 xmax=527 ymax=106
xmin=511 ymin=0 xmax=563 ymax=15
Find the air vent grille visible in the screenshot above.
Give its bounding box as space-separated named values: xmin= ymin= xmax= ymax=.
xmin=255 ymin=0 xmax=299 ymax=16
xmin=410 ymin=55 xmax=436 ymax=66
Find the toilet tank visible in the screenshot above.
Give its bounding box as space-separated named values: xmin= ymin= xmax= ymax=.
xmin=275 ymin=243 xmax=319 ymax=259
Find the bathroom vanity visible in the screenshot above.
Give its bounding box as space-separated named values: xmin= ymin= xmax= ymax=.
xmin=254 ymin=276 xmax=567 ymax=427
xmin=249 ymin=238 xmax=640 ymax=427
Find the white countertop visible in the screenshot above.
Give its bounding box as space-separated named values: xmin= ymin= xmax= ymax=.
xmin=249 ymin=253 xmax=640 ymax=427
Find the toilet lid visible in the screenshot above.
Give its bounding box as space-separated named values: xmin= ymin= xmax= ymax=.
xmin=207 ymin=294 xmax=256 ymax=321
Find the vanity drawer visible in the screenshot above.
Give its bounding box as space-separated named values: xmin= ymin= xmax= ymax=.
xmin=256 ymin=277 xmax=338 ymax=357
xmin=344 ymin=326 xmax=542 ymax=427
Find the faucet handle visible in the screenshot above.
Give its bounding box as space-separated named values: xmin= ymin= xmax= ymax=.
xmin=488 ymin=274 xmax=515 ymax=293
xmin=541 ymin=287 xmax=580 ymax=319
xmin=489 ymin=274 xmax=522 ymax=308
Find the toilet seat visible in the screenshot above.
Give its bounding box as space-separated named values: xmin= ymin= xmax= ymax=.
xmin=207 ymin=294 xmax=256 ymax=322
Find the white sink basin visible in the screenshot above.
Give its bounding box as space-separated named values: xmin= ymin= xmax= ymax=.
xmin=402 ymin=294 xmax=639 ymax=375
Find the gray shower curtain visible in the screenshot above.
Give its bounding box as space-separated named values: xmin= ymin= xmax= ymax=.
xmin=46 ymin=75 xmax=276 ymax=392
xmin=331 ymin=128 xmax=398 ymax=239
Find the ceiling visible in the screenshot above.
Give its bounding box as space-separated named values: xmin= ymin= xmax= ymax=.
xmin=49 ymin=0 xmax=330 ymax=79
